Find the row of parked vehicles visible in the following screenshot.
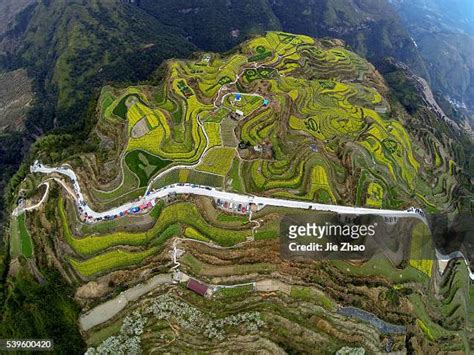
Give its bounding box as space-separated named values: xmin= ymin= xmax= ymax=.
xmin=216 ymin=198 xmax=249 ymax=214
xmin=78 ymin=182 xmax=216 ymax=223
xmin=74 ymin=180 xmax=256 ymax=223
xmin=98 ymin=202 xmax=153 ymax=221
xmin=80 ymin=201 xmax=153 ymax=223
xmin=406 ymin=207 xmax=425 ymax=217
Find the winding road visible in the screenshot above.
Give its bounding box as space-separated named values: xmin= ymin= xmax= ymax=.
xmin=21 ymin=161 xmax=472 ymax=281
xmin=30 ymin=161 xmax=427 ymax=223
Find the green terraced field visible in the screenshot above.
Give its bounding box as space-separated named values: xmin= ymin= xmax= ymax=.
xmin=196 ymin=147 xmax=235 ymax=176
xmin=365 ymin=182 xmax=383 ymax=208
xmin=10 ymin=214 xmax=33 ymax=258
xmin=18 ymin=214 xmax=33 ymax=258
xmin=409 ymin=222 xmax=434 ymax=277
xmin=125 ymin=150 xmax=171 ymax=187
xmin=69 ymin=248 xmax=158 ymax=277
xmin=59 ymin=196 xmax=251 ymax=257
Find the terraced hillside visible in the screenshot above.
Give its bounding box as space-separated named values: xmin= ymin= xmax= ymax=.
xmin=90 ymin=32 xmax=460 ymax=212
xmin=10 ymin=32 xmax=473 ymax=353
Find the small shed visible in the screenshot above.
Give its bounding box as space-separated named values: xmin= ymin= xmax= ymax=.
xmin=187 ymin=279 xmax=209 ymax=297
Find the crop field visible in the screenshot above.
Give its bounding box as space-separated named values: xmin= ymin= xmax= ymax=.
xmin=196 ymin=147 xmax=235 ymax=176
xmin=60 ymin=196 xmax=254 ymax=276
xmin=254 ymin=229 xmax=280 ymax=240
xmin=203 ymin=122 xmax=222 ymax=147
xmin=331 ymin=256 xmax=428 ymax=283
xmin=222 ymin=93 xmax=264 ymax=117
xmin=90 ymin=162 xmax=141 ymax=203
xmin=59 ymin=197 xmax=250 ymax=258
xmin=202 ymin=107 xmax=229 ymax=123
xmin=241 ymin=109 xmax=277 ymax=145
xmin=181 ymin=253 xmax=277 ymax=277
xmin=183 ymin=227 xmax=210 ymax=242
xmin=298 ymin=165 xmax=336 ymax=203
xmin=365 ymin=182 xmax=383 ymax=208
xmin=111 ymin=89 xmax=147 ymax=120
xmin=290 ymin=286 xmax=336 ymax=311
xmin=226 ymin=159 xmax=244 ymax=192
xmin=243 ymin=67 xmax=277 ymax=83
xmin=184 ymin=169 xmax=224 ymax=187
xmin=125 ymin=150 xmax=171 ymax=187
xmin=214 ymin=284 xmax=254 ymax=298
xmin=68 ymin=247 xmax=158 ymax=277
xmin=125 ymin=98 xmax=208 ymax=163
xmin=220 ymin=116 xmax=239 ymax=146
xmin=273 ymin=164 xmax=336 ymax=203
xmin=9 ymin=216 xmax=21 ymax=258
xmin=408 ymin=293 xmax=460 ymax=341
xmin=10 ymin=214 xmax=33 ymax=258
xmin=17 ymin=214 xmax=33 ymax=258
xmin=99 ymin=87 xmax=116 ymax=119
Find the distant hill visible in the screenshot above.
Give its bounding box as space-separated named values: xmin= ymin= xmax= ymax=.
xmin=137 ymin=0 xmax=281 ymax=51
xmin=2 ymin=0 xmax=471 ymax=133
xmin=391 ymin=0 xmax=474 ymax=116
xmin=1 ymin=0 xmax=197 ymax=132
xmin=391 ymin=0 xmax=474 ymax=36
xmin=270 ymin=0 xmax=428 ymax=78
xmin=0 ymin=0 xmax=35 ymax=36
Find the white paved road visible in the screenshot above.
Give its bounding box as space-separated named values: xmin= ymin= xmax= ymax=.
xmin=30 ymin=161 xmax=427 ymax=223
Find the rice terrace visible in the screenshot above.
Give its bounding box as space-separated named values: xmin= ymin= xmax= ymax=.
xmin=10 ymin=32 xmax=473 ymax=353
